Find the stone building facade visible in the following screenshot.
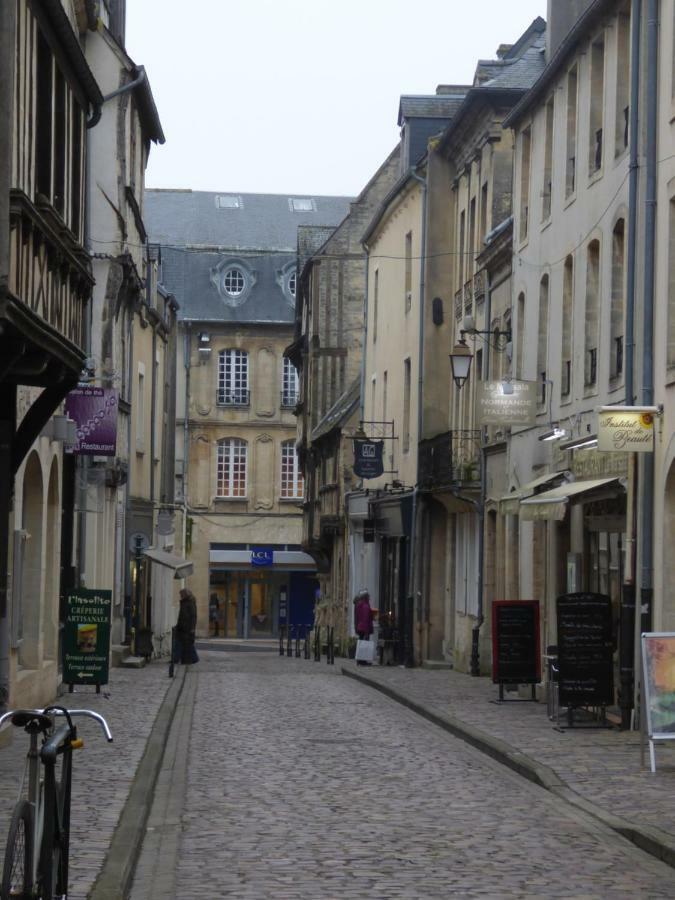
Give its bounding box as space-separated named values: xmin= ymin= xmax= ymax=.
xmin=146 ymin=190 xmax=350 ymax=637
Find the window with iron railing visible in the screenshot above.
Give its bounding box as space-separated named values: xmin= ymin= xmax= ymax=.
xmin=281 ymin=357 xmax=299 ymax=407
xmin=218 ymin=349 xmax=249 ymax=406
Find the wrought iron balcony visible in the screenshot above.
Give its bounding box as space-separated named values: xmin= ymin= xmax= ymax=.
xmin=280 ymin=390 xmax=299 ymax=409
xmin=217 ymin=389 xmax=250 ymax=407
xmin=419 ymin=430 xmax=481 ymax=492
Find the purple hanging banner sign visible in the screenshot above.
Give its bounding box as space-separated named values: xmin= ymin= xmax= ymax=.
xmin=65 ymin=387 xmax=119 ymax=456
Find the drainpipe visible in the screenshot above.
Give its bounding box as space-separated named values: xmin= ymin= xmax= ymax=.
xmin=638 ymin=0 xmax=658 ymax=635
xmin=0 ymin=0 xmax=16 ymax=708
xmin=360 ymin=251 xmax=369 ymax=423
xmin=409 ymin=167 xmax=428 ymax=667
xmin=183 ymin=323 xmax=192 ymax=507
xmin=470 ymin=266 xmax=492 ymax=677
xmin=620 ymin=0 xmax=642 ymax=729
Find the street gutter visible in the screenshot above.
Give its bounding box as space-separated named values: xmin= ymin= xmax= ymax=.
xmin=341 ymin=666 xmax=675 ymax=870
xmin=89 ymin=665 xmax=187 ymax=900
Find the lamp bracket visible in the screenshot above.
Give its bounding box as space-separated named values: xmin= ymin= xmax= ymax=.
xmin=460 ymin=328 xmax=512 ymax=352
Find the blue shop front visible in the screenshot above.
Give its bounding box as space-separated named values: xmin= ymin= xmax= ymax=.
xmin=208 ymin=544 xmax=318 ymax=638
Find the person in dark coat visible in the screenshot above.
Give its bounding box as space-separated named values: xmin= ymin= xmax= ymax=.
xmin=175 ymin=588 xmax=198 ymax=665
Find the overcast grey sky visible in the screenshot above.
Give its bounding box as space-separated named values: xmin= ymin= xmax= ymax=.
xmin=126 ymin=1 xmax=547 ymax=198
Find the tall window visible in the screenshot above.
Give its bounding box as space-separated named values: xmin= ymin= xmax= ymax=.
xmin=281 ymin=440 xmax=304 ymax=499
xmin=480 ymin=182 xmax=489 ymax=243
xmin=566 ymin=65 xmax=578 ymax=196
xmin=537 ymin=276 xmax=550 ymax=407
xmin=382 ymin=370 xmax=388 ymax=423
xmin=561 ymin=256 xmax=574 ymax=397
xmin=281 ymin=357 xmax=298 ymax=407
xmin=542 ymin=96 xmax=554 ymax=220
xmin=217 ymin=439 xmax=247 ymax=497
xmin=469 ymin=197 xmax=476 ymax=266
xmin=668 ymin=198 xmax=675 ymax=367
xmin=610 ymin=220 xmax=626 ymax=379
xmin=405 ymin=231 xmax=413 ymax=311
xmin=458 ymin=210 xmax=466 ymax=287
xmin=516 ymin=292 xmax=526 ymax=379
xmin=403 ymin=358 xmax=411 ymax=453
xmin=585 ymin=241 xmax=601 ymax=387
xmin=519 ymin=127 xmax=531 ymax=242
xmin=615 ymin=13 xmax=630 ymax=156
xmin=218 ymin=349 xmax=249 ymax=405
xmin=589 ymin=36 xmax=606 ymax=174
xmin=136 ymin=366 xmax=145 ymax=452
xmin=373 ymin=268 xmax=379 ymax=343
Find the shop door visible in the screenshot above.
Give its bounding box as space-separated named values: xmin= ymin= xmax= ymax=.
xmin=587 ymin=530 xmax=624 ymax=706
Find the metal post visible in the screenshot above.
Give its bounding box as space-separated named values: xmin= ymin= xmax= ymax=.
xmin=132 ymin=535 xmax=143 ymax=656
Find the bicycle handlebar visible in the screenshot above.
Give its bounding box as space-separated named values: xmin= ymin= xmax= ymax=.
xmin=0 ymin=707 xmax=113 ymax=742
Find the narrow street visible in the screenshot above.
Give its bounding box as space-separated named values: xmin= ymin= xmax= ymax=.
xmin=130 ymin=651 xmax=672 ymax=900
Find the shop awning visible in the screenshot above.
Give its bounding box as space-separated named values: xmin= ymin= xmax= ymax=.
xmin=519 ymin=477 xmax=623 ymax=521
xmin=499 ymin=472 xmax=570 ymax=515
xmin=142 ymin=548 xmax=194 ymax=579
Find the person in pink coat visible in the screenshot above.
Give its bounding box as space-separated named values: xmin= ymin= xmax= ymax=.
xmin=354 ymin=590 xmax=375 ymax=640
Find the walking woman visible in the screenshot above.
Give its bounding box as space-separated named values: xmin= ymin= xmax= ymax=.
xmin=175 ymin=588 xmax=198 ymax=665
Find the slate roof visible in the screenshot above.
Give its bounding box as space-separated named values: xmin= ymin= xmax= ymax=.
xmin=146 ymin=189 xmax=351 ymax=325
xmin=160 ymin=247 xmax=299 ymax=325
xmin=398 ymin=93 xmax=468 ymax=126
xmin=477 ymin=35 xmax=547 ymax=90
xmin=311 ymin=377 xmax=361 ymax=442
xmin=144 ymin=189 xmax=351 ymax=252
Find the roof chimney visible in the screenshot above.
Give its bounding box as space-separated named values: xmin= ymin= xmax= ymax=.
xmin=546 ymin=0 xmax=594 ymax=60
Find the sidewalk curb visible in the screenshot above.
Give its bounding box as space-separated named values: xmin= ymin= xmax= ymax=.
xmin=89 ymin=665 xmax=187 ymax=900
xmin=341 ymin=666 xmax=675 ymax=871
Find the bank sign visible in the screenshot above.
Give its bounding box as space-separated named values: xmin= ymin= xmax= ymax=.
xmin=63 ymin=589 xmax=112 ymax=686
xmin=353 ymin=439 xmax=384 ymax=479
xmin=476 ymin=381 xmax=538 ymax=426
xmin=597 ymin=407 xmax=656 ymax=453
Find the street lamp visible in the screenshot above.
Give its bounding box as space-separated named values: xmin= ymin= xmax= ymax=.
xmin=449 ymin=338 xmax=473 ymax=389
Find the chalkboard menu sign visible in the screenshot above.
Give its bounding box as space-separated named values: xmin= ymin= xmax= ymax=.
xmin=492 ymin=601 xmax=541 ymax=685
xmin=556 ymin=593 xmax=613 ymax=708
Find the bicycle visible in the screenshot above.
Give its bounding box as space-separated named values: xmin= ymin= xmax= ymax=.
xmin=0 ymin=706 xmax=113 ymax=899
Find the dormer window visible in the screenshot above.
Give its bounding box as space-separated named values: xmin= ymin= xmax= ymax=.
xmin=223 ymin=266 xmax=245 ymax=297
xmin=288 ymin=270 xmax=297 ymax=298
xmin=289 ymin=198 xmax=315 ymax=212
xmin=216 ymin=195 xmax=242 ymax=209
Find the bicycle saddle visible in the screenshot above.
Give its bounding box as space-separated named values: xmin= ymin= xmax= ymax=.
xmin=10 ymin=710 xmax=53 ymax=732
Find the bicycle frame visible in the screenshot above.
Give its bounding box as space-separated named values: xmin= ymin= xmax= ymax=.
xmin=0 ymin=707 xmax=112 ymax=899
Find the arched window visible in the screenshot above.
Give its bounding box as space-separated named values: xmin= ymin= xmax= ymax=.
xmin=585 ymin=240 xmax=600 ymax=387
xmin=281 ymin=440 xmax=303 ymax=499
xmin=218 ymin=349 xmax=249 ymax=406
xmin=561 ymin=256 xmax=574 ymax=397
xmin=610 ymin=220 xmax=625 ymax=378
xmin=217 ymin=439 xmax=247 ymax=498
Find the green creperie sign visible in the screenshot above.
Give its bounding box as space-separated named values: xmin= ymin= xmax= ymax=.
xmin=63 ymin=588 xmax=112 ymax=686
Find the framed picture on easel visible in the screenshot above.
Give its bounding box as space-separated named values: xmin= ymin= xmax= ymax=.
xmin=641 ymin=632 xmax=675 ymax=772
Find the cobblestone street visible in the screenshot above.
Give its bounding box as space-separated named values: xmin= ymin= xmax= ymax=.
xmin=131 ymin=651 xmax=673 ymax=899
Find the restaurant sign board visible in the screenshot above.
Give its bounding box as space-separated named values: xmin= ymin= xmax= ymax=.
xmin=63 ymin=588 xmax=112 ymax=686
xmin=476 ymin=381 xmax=537 ymax=426
xmin=597 ymin=406 xmax=656 ymax=453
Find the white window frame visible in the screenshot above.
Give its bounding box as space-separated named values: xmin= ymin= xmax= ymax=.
xmin=282 ymin=357 xmax=299 ymax=407
xmin=218 ymin=349 xmax=249 ymax=405
xmin=281 ymin=440 xmax=303 ymax=499
xmin=216 ymin=438 xmax=247 ymax=498
xmin=223 ymin=266 xmax=246 ymax=297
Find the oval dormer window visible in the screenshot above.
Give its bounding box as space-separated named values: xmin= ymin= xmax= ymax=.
xmin=288 ymin=270 xmax=297 ymax=299
xmin=223 ymin=266 xmax=246 ymax=298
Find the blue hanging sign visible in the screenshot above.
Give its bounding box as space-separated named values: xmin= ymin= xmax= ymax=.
xmin=353 ymin=439 xmax=384 ymax=478
xmin=251 ymin=547 xmax=274 ymax=567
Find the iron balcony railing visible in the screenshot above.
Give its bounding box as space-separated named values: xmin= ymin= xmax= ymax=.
xmin=217 ymin=389 xmax=250 ymax=407
xmin=418 ymin=430 xmax=481 ymax=491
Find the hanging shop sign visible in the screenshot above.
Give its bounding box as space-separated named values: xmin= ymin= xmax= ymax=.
xmin=64 ymin=387 xmax=119 ymax=456
xmin=63 ymin=588 xmax=112 ymax=687
xmin=353 ymin=439 xmax=384 ymax=478
xmin=641 ymin=632 xmax=675 ymax=771
xmin=491 ymin=600 xmax=541 ymax=687
xmin=251 ymin=547 xmax=274 ymax=567
xmin=476 ymin=381 xmax=538 ymax=426
xmin=597 ymin=406 xmax=656 ymax=453
xmin=556 ymin=593 xmax=613 ymax=710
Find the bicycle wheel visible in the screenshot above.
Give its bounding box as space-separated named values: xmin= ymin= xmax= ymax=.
xmin=1 ymin=799 xmax=34 ymax=900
